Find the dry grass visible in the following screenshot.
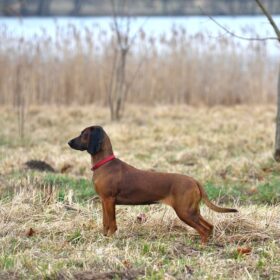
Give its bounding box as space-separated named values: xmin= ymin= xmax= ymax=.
xmin=0 ymin=104 xmax=280 ymax=279
xmin=0 ymin=104 xmax=278 ymax=182
xmin=1 ymin=193 xmax=280 ymax=279
xmin=0 ymin=24 xmax=278 ymax=107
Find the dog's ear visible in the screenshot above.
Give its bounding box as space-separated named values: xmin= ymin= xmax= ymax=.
xmin=87 ymin=126 xmax=104 ymax=155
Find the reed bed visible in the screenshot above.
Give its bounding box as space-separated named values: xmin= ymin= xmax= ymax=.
xmin=0 ymin=23 xmax=278 ymax=107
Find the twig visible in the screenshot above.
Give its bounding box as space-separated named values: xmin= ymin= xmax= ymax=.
xmin=128 ymin=17 xmax=150 ymax=47
xmin=199 ymin=6 xmax=279 ymax=42
xmin=255 ymin=0 xmax=280 ymax=41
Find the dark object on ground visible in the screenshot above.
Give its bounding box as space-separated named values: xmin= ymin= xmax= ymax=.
xmin=25 ymin=160 xmax=56 ymax=172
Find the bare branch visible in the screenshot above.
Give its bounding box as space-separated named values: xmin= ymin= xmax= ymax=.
xmin=255 ymin=0 xmax=280 ymax=42
xmin=108 ymin=0 xmax=147 ymax=120
xmin=110 ymin=0 xmax=123 ymax=48
xmin=128 ymin=17 xmax=150 ymax=47
xmin=199 ymin=7 xmax=279 ymax=42
xmin=110 ymin=0 xmax=149 ymax=50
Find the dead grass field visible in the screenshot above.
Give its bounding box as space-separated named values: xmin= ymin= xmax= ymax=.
xmin=0 ymin=105 xmax=280 ymax=279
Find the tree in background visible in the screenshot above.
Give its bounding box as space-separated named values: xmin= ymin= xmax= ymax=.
xmin=107 ymin=0 xmax=130 ymax=121
xmin=254 ymin=0 xmax=280 ymax=161
xmin=107 ymin=0 xmax=143 ymax=121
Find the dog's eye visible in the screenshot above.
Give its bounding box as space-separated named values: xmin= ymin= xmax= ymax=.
xmin=82 ymin=132 xmax=89 ymax=139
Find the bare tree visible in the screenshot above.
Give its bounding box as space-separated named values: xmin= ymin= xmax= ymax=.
xmin=107 ymin=0 xmax=144 ymax=121
xmin=254 ymin=0 xmax=280 ymax=161
xmin=106 ymin=0 xmax=131 ymax=121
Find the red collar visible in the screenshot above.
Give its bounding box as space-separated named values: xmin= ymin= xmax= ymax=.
xmin=91 ymin=155 xmax=116 ymax=171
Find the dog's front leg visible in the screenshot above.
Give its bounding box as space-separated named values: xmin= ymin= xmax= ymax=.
xmin=103 ymin=197 xmax=117 ymax=236
xmin=101 ymin=200 xmax=109 ymax=236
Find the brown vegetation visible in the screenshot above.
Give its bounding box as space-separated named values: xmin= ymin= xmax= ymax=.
xmin=0 ymin=25 xmax=277 ymax=108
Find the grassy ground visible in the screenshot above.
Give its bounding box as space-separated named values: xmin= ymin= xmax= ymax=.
xmin=0 ymin=105 xmax=280 ymax=279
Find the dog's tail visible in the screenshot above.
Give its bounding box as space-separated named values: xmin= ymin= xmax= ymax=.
xmin=196 ymin=181 xmax=238 ymax=213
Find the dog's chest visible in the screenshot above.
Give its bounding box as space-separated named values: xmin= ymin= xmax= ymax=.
xmin=93 ymin=176 xmax=101 ymax=194
xmin=93 ymin=175 xmax=116 ymax=197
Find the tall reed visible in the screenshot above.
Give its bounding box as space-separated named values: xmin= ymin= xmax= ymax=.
xmin=0 ymin=24 xmax=277 ymax=107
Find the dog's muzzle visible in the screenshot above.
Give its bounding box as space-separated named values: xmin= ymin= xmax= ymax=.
xmin=68 ymin=138 xmax=81 ymax=150
xmin=68 ymin=139 xmax=75 ymax=148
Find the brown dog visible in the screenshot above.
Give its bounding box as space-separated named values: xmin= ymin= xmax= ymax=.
xmin=68 ymin=126 xmax=237 ymax=243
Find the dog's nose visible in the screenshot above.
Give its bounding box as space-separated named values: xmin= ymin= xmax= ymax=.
xmin=68 ymin=140 xmax=73 ymax=147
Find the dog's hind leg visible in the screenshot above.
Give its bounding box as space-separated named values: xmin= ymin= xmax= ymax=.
xmin=198 ymin=214 xmax=213 ymax=234
xmin=174 ymin=208 xmax=212 ymax=244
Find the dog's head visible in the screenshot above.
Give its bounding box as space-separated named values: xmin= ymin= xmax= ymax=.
xmin=68 ymin=126 xmax=105 ymax=155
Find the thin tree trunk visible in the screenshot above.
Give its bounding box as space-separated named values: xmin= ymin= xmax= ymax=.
xmin=108 ymin=0 xmax=130 ymax=121
xmin=274 ymin=66 xmax=280 ymax=161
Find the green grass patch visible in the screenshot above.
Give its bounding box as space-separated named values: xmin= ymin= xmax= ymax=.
xmin=205 ymin=176 xmax=280 ymax=205
xmin=0 ymin=171 xmax=95 ymax=203
xmin=42 ymin=173 xmax=95 ymax=203
xmin=0 ymin=135 xmax=9 ymax=147
xmin=0 ymin=255 xmax=15 ymax=270
xmin=0 ymin=134 xmax=32 ymax=148
xmin=67 ymin=230 xmax=84 ymax=245
xmin=253 ymin=180 xmax=280 ymax=204
xmin=204 ymin=182 xmax=229 ymax=200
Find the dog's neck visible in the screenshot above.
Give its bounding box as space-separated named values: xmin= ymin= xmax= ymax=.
xmin=91 ymin=135 xmax=114 ymax=166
